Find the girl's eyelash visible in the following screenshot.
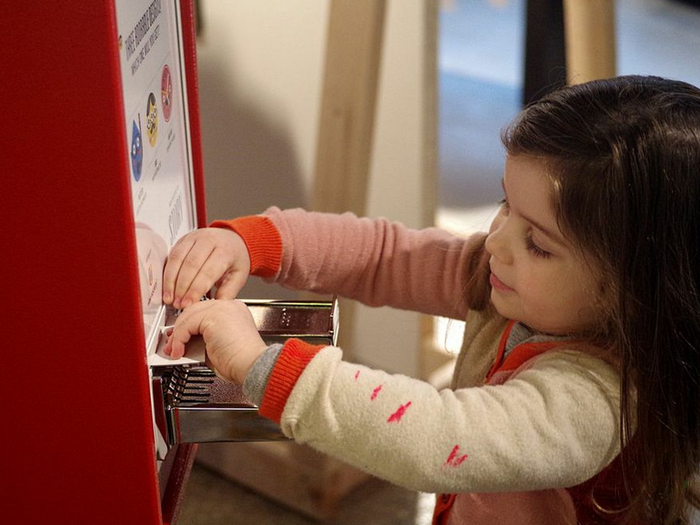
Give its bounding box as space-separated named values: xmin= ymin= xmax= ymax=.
xmin=497 ymin=196 xmax=549 ymax=258
xmin=525 ymin=234 xmax=551 ymax=259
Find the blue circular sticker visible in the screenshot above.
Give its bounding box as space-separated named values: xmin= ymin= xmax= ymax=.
xmin=131 ymin=118 xmax=143 ymax=182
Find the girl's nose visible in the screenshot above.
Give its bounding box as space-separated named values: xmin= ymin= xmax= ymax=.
xmin=485 ymin=218 xmax=513 ymax=265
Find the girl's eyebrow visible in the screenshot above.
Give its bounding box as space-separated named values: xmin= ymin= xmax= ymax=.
xmin=501 ymin=178 xmax=568 ymax=247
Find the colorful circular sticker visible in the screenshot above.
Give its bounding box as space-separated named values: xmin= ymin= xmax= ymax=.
xmin=130 ymin=118 xmax=143 ymax=182
xmin=161 ymin=64 xmax=173 ymax=122
xmin=146 ymin=92 xmax=158 ymax=147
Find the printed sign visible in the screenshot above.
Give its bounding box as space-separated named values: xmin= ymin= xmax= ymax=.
xmin=115 ymin=0 xmax=197 ymax=350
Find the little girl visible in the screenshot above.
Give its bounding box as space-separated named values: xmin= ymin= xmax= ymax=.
xmin=163 ymin=75 xmax=700 ymax=524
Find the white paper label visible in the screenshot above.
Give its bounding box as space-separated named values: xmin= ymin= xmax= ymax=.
xmin=115 ymin=0 xmax=197 ymax=352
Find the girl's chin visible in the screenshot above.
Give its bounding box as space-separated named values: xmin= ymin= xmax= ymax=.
xmin=490 ymin=291 xmax=518 ymax=319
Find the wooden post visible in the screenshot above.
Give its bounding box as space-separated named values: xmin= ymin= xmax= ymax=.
xmin=312 ymin=0 xmax=386 ymax=355
xmin=563 ymin=0 xmax=616 ymax=84
xmin=312 ymin=0 xmax=386 ymax=215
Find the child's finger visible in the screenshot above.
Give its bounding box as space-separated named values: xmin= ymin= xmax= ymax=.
xmin=172 ymin=242 xmax=216 ymax=308
xmin=165 ymin=328 xmax=192 ymax=359
xmin=165 ymin=302 xmax=210 ymax=359
xmin=162 ymin=236 xmax=195 ymax=304
xmin=180 ymin=248 xmax=232 ymax=305
xmin=164 ymin=301 xmax=208 ymax=359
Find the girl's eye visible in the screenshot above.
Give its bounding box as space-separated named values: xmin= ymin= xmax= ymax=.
xmin=498 ymin=197 xmax=509 ymax=212
xmin=525 ymin=234 xmax=551 ymax=259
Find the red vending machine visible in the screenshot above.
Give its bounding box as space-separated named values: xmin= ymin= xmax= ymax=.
xmin=2 ymin=2 xmax=337 ymax=524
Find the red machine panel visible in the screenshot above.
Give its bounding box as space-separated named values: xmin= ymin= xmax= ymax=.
xmin=2 ymin=1 xmax=205 ymax=523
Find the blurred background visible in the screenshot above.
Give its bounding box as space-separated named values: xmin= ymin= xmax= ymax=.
xmin=180 ymin=0 xmax=700 ymax=523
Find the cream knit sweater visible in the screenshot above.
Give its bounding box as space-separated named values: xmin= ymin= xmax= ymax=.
xmin=213 ymin=207 xmax=623 ymax=524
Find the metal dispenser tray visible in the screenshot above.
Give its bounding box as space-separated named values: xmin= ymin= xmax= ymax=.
xmin=153 ymin=299 xmax=338 ymax=449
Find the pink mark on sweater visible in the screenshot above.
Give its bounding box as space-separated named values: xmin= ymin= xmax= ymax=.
xmin=387 ymin=401 xmax=412 ymax=423
xmin=370 ymin=384 xmax=383 ymax=400
xmin=444 ymin=445 xmax=468 ymax=467
xmin=354 ymin=370 xmax=360 ymax=381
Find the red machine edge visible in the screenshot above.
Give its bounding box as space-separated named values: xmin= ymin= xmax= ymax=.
xmin=181 ymin=0 xmax=208 ymax=230
xmin=1 ymin=2 xmax=205 ymax=524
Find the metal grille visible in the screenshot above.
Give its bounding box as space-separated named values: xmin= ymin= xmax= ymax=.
xmin=162 ymin=366 xmax=215 ymax=404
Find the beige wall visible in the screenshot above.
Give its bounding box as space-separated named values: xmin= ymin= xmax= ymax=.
xmin=196 ymin=0 xmax=437 ymax=376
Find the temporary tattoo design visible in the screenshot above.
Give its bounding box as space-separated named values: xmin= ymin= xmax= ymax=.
xmin=444 ymin=445 xmax=468 ymax=467
xmin=387 ymin=401 xmax=412 ymax=423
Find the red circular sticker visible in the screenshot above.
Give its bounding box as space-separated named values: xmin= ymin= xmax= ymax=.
xmin=161 ymin=65 xmax=173 ymax=122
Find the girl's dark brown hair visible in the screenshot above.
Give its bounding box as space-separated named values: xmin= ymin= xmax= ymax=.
xmin=502 ymin=75 xmax=700 ymax=524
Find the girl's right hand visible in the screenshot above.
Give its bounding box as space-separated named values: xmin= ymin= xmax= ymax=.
xmin=164 ymin=299 xmax=267 ymax=384
xmin=162 ymin=227 xmax=251 ymax=308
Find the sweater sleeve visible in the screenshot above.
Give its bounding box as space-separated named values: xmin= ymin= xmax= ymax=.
xmin=212 ymin=207 xmax=490 ymax=319
xmin=209 ymin=215 xmax=282 ymax=279
xmin=269 ymin=346 xmax=621 ymax=495
xmin=267 ymin=207 xmax=490 ymax=319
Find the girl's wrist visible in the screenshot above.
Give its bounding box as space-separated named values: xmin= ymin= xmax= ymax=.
xmin=209 ymin=215 xmax=282 ymax=278
xmin=242 ymin=344 xmax=284 ymax=405
xmin=235 ymin=340 xmax=269 ymax=384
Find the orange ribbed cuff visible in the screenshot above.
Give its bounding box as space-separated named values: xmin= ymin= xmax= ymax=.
xmin=209 ymin=216 xmax=282 ymax=278
xmin=258 ymin=339 xmax=325 ymax=424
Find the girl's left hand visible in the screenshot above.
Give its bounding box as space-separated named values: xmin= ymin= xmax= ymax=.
xmin=164 ymin=300 xmax=267 ymax=384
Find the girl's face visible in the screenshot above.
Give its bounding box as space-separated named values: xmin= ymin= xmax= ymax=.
xmin=485 ymin=155 xmax=603 ymax=335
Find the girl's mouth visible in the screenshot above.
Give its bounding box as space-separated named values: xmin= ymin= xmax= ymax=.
xmin=489 ymin=272 xmax=515 ymax=292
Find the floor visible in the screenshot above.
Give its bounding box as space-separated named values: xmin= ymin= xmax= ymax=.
xmin=179 ymin=0 xmax=700 ymax=523
xmin=179 ymin=462 xmax=436 ymax=525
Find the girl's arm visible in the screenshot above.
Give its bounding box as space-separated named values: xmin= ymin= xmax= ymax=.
xmin=212 ymin=207 xmax=491 ymax=320
xmin=248 ymin=341 xmax=621 ymax=494
xmin=165 ymin=292 xmax=622 ymax=494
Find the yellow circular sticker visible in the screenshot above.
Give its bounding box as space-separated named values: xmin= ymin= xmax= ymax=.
xmin=146 ymin=92 xmax=158 ymax=147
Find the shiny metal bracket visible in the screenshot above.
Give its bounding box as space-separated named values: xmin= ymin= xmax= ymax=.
xmin=153 ymin=298 xmax=338 ymax=449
